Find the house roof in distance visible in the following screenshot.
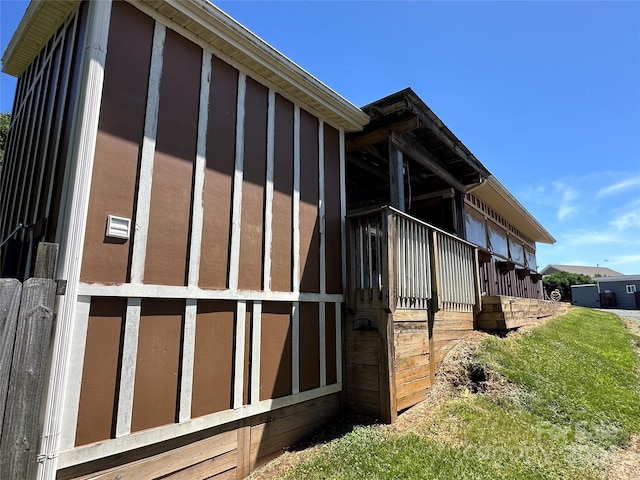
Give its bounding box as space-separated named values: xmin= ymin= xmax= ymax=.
xmin=540 ymin=264 xmax=624 ymax=277
xmin=1 ymin=0 xmax=369 ymax=132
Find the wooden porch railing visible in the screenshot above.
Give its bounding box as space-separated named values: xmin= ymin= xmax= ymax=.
xmin=346 ymin=206 xmax=479 ymax=313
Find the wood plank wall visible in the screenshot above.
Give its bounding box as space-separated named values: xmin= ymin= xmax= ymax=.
xmin=58 ymin=394 xmax=340 ymax=480
xmin=393 ymin=310 xmax=431 ymax=412
xmin=62 ymin=1 xmax=346 ymax=476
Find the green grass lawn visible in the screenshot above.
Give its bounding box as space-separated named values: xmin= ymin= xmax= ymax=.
xmin=280 ymin=308 xmax=640 ymax=479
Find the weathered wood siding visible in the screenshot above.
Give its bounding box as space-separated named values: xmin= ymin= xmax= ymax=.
xmin=465 ymin=193 xmax=544 ymax=299
xmin=477 ymin=296 xmax=570 ymax=330
xmin=345 ymin=312 xmax=381 ymax=418
xmin=393 ymin=310 xmax=431 ymax=412
xmin=58 ymin=393 xmax=340 ymax=480
xmin=431 ymin=310 xmax=474 ymax=373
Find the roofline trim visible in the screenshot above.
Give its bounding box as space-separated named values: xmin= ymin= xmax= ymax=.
xmin=2 ymin=0 xmax=369 ymax=132
xmin=173 ymin=0 xmax=369 ymax=131
xmin=485 ymin=176 xmax=556 ymax=244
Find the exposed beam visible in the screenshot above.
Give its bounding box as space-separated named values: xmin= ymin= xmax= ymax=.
xmin=347 ymin=155 xmax=388 ymax=182
xmin=390 ymin=131 xmax=467 ymax=194
xmin=405 ymin=96 xmax=490 ymax=177
xmin=346 ymin=116 xmax=419 ymax=152
xmin=411 ymin=188 xmax=455 ymax=202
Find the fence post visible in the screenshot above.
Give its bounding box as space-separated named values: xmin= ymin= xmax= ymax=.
xmin=0 ymin=243 xmax=58 ymax=480
xmin=0 ymin=278 xmax=23 ymax=437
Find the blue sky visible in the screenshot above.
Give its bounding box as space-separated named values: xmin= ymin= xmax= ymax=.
xmin=1 ymin=1 xmax=639 ymax=274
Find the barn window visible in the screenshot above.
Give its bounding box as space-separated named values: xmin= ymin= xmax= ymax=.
xmin=626 ymin=285 xmax=637 ymax=294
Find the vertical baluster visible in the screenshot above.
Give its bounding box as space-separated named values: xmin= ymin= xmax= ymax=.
xmin=400 ymin=218 xmax=405 ymax=307
xmin=377 ymin=216 xmax=382 ymax=289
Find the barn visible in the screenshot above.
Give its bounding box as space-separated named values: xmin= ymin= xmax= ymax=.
xmin=0 ymin=1 xmax=561 ymax=479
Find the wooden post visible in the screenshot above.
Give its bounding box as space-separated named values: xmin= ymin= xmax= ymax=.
xmin=378 ymin=312 xmax=397 ymax=424
xmin=427 ymin=230 xmax=439 ymax=382
xmin=381 ymin=209 xmax=395 ymax=313
xmin=388 ymin=141 xmax=405 ymax=212
xmin=345 ymin=217 xmax=357 ymax=314
xmin=0 ymin=279 xmax=23 ymax=438
xmin=0 ymin=243 xmax=58 ymax=480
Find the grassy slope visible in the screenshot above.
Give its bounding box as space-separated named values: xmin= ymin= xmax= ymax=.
xmin=281 ymin=308 xmax=640 ymax=480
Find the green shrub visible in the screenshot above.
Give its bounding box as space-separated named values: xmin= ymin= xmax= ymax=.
xmin=542 ymin=271 xmax=593 ymax=300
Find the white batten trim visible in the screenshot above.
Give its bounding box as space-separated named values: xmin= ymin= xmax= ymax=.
xmin=292 ymin=301 xmax=300 ymax=394
xmin=77 ymin=282 xmax=344 ymax=303
xmin=187 ymin=51 xmax=212 ymax=287
xmin=130 ymin=22 xmax=166 ymax=284
xmin=319 ymin=302 xmax=326 ymax=387
xmin=339 ymin=129 xmax=347 ymax=291
xmin=233 ymin=300 xmax=247 ymax=409
xmin=129 ymin=0 xmax=368 ymax=133
xmin=115 ymin=298 xmax=142 ymax=438
xmin=179 ymin=299 xmax=197 ymax=422
xmin=318 ymin=120 xmax=326 ymax=295
xmin=262 ymin=89 xmax=276 ymax=291
xmin=36 ymin=2 xmax=112 ymax=479
xmin=228 ymin=72 xmax=246 ymax=291
xmin=292 ymin=106 xmax=301 ymax=293
xmin=58 ymin=297 xmax=91 ymax=451
xmin=250 ymin=301 xmax=262 ymax=404
xmin=335 ymin=303 xmax=342 ymax=384
xmin=58 ymin=383 xmax=341 ymax=469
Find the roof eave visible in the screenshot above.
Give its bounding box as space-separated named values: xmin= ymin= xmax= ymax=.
xmin=479 ymin=176 xmax=556 ymax=244
xmin=2 ymin=1 xmax=79 ymax=77
xmin=2 ymin=0 xmax=369 ymax=132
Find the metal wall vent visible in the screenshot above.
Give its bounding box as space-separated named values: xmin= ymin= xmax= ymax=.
xmin=106 ymin=215 xmax=131 ymax=240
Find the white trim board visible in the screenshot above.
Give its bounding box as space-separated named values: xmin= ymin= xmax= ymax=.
xmin=78 ymin=282 xmax=344 ymax=303
xmin=57 ymin=383 xmax=342 ymax=469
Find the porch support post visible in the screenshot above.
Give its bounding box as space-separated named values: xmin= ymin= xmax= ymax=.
xmin=388 ymin=141 xmax=405 ymax=212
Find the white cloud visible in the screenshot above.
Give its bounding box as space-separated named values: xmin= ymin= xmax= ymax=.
xmin=556 ymin=185 xmax=578 ymax=221
xmin=560 ymin=230 xmax=618 ymax=246
xmin=610 ymin=210 xmax=640 ymax=231
xmin=596 ymin=175 xmax=640 ymax=198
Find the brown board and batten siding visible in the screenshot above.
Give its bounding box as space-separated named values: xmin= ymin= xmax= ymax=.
xmin=199 ymin=55 xmax=238 ymax=290
xmin=63 ymin=0 xmax=353 ymax=477
xmin=80 ymin=3 xmax=152 ymax=285
xmin=143 ymin=29 xmax=200 ymax=286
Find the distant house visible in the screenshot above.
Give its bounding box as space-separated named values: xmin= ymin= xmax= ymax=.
xmin=572 ymin=275 xmax=640 ymax=310
xmin=540 ymin=264 xmax=623 ymax=278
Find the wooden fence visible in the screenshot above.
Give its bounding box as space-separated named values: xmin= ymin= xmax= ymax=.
xmin=0 ymin=243 xmax=60 ymax=480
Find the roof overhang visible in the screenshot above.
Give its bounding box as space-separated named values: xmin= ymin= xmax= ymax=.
xmin=354 ymin=88 xmax=491 ymax=181
xmin=2 ymin=0 xmax=369 ymax=132
xmin=473 ymin=176 xmax=556 ymax=244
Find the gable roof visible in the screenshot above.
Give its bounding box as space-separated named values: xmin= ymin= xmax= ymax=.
xmin=540 ymin=264 xmax=624 ymax=277
xmin=2 ymin=0 xmax=369 ymax=132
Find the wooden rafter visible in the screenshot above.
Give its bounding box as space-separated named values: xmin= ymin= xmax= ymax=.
xmin=404 ymin=96 xmax=489 ymax=177
xmin=390 ymin=131 xmax=467 ymax=193
xmin=346 ymin=116 xmax=419 ymax=152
